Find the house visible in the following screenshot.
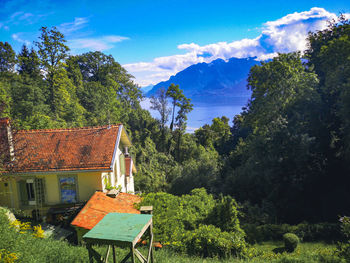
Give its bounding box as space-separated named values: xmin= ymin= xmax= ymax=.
xmin=0 ymin=117 xmax=137 ymax=217
xmin=70 ymin=191 xmax=141 ymax=243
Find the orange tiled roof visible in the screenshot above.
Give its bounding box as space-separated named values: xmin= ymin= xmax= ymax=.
xmin=71 ymin=191 xmax=141 ymax=230
xmin=10 ymin=125 xmax=121 ymax=173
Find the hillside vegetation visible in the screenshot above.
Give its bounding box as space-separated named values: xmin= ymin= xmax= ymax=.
xmin=0 ymin=15 xmax=350 ymax=262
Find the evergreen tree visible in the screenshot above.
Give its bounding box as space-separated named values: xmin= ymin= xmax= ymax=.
xmin=0 ymin=42 xmax=16 ymax=73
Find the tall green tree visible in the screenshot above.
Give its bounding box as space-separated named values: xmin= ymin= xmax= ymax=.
xmin=0 ymin=42 xmax=16 ymax=73
xmin=222 ymin=53 xmax=321 ymax=222
xmin=150 ymin=87 xmax=171 ymax=152
xmin=174 ymin=96 xmax=193 ymax=161
xmin=35 ymin=26 xmax=70 ymax=107
xmin=35 ymin=27 xmax=70 ymax=72
xmin=51 ymin=67 xmax=85 ymax=126
xmin=17 ymin=45 xmax=41 ymax=79
xmin=305 ymin=16 xmax=350 ymax=219
xmin=166 ymin=83 xmax=184 ymax=132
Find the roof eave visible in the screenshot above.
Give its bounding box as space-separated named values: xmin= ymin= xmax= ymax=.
xmin=3 ymin=168 xmax=112 ymax=176
xmin=110 ymin=125 xmax=123 ymax=170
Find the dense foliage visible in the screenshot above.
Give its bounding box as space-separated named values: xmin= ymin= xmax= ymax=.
xmin=0 ymin=208 xmax=87 ymax=262
xmin=139 ymin=188 xmax=247 ymax=258
xmin=242 ymin=222 xmax=341 ymax=243
xmin=218 ymin=17 xmax=350 ymax=223
xmin=1 ymin=16 xmax=350 ymax=230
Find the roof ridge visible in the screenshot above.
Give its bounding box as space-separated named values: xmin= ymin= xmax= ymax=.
xmin=17 ymin=124 xmax=122 ymax=133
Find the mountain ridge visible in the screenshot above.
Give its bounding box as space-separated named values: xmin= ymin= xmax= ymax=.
xmin=147 ymin=57 xmax=261 ymax=105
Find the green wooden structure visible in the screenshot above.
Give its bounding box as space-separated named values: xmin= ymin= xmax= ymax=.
xmin=83 ymin=213 xmax=154 ymax=263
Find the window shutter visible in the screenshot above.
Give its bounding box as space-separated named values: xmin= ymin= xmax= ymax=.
xmin=18 ymin=181 xmax=28 ymax=206
xmin=119 ymin=154 xmax=125 ymax=175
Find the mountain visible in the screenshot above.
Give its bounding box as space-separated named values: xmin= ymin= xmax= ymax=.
xmin=147 ymin=57 xmax=261 ymax=106
xmin=141 ymin=84 xmax=154 ymax=93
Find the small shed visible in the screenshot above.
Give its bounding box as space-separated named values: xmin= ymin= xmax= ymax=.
xmin=83 ymin=213 xmax=154 ymax=262
xmin=71 ymin=191 xmax=141 ymax=243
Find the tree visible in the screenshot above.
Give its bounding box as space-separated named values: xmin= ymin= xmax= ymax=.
xmin=51 ymin=67 xmax=85 ymax=127
xmin=35 ymin=26 xmax=70 ymax=103
xmin=222 ymin=52 xmax=322 ymax=222
xmin=174 ymin=96 xmax=193 ymax=161
xmin=195 ymin=116 xmax=231 ymax=155
xmin=0 ymin=81 xmax=11 ymax=118
xmin=166 ymin=83 xmax=184 ymax=131
xmin=17 ymin=45 xmax=41 ymax=79
xmin=304 ymin=16 xmax=350 ymax=220
xmin=35 ymin=27 xmax=70 ymax=72
xmin=150 ymin=87 xmax=171 ymax=152
xmin=0 ymin=42 xmax=16 ymax=73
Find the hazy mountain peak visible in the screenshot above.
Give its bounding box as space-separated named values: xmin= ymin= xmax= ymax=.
xmin=147 ymin=57 xmax=261 ymax=105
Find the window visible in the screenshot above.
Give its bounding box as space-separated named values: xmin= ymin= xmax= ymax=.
xmin=59 ymin=176 xmax=77 ymax=203
xmin=26 ymin=180 xmax=35 ymax=201
xmin=18 ymin=178 xmax=45 ymax=206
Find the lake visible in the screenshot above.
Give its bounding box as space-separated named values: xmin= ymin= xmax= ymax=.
xmin=140 ymin=97 xmax=249 ymax=132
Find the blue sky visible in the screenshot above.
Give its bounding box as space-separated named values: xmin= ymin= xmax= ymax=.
xmin=0 ymin=0 xmax=349 ymax=86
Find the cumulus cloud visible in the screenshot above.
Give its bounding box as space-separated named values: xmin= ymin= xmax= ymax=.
xmin=68 ymin=35 xmax=129 ymax=52
xmin=124 ymin=7 xmax=344 ymax=87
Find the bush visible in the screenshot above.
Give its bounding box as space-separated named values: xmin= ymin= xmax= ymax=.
xmin=243 ymin=223 xmax=341 ymax=243
xmin=283 ymin=233 xmax=299 ymax=252
xmin=0 ymin=208 xmax=88 ymax=262
xmin=336 ymin=216 xmax=350 ymax=261
xmin=140 ymin=188 xmax=248 ymax=258
xmin=181 ymin=225 xmax=247 ymax=258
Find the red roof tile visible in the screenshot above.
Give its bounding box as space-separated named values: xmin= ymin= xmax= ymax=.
xmin=10 ymin=125 xmax=121 ymax=173
xmin=71 ymin=191 xmax=141 ymax=230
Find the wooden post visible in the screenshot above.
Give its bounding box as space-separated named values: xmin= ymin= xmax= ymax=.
xmin=150 ymin=223 xmax=154 ymax=263
xmin=87 ymin=244 xmax=94 ymax=263
xmin=131 ymin=244 xmax=136 ymax=263
xmin=104 ymin=245 xmax=110 ymax=263
xmin=112 ymin=245 xmax=116 ymax=263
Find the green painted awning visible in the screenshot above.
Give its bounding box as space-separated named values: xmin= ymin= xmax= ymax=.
xmin=83 ymin=213 xmax=152 ymax=246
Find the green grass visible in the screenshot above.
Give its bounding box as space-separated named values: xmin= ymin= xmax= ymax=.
xmin=107 ymin=242 xmax=343 ymax=263
xmin=0 ymin=208 xmax=345 ymax=263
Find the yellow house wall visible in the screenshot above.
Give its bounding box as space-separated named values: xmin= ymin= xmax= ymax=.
xmin=0 ymin=181 xmax=11 ymax=208
xmin=39 ymin=174 xmax=60 ymax=205
xmin=0 ymin=171 xmax=103 ymax=211
xmin=77 ymin=172 xmax=102 ymax=202
xmin=0 ymin=179 xmax=20 ymax=209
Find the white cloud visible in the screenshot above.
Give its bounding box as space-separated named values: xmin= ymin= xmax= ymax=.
xmin=0 ymin=10 xmax=51 ymax=30
xmin=57 ymin=17 xmax=89 ymax=35
xmin=57 ymin=17 xmax=129 ymax=53
xmin=124 ymin=7 xmax=345 ymax=87
xmin=11 ymin=33 xmax=31 ymax=46
xmin=68 ymin=35 xmax=129 ymax=52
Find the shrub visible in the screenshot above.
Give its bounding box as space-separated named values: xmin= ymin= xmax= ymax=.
xmin=181 ymin=225 xmax=247 ymax=258
xmin=336 ymin=216 xmax=350 ymax=261
xmin=139 ymin=188 xmax=217 ymax=243
xmin=243 ymin=223 xmax=341 ymax=243
xmin=0 ymin=208 xmax=88 ymax=262
xmin=140 ymin=188 xmax=248 ymax=258
xmin=283 ymin=233 xmax=299 ymax=252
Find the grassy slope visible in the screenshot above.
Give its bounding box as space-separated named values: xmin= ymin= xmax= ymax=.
xmin=0 ymin=209 xmax=343 ymax=263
